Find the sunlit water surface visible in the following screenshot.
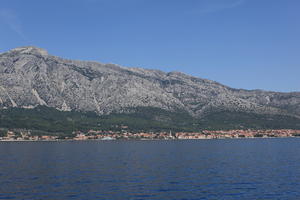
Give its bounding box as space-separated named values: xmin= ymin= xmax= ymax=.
xmin=1 ymin=138 xmax=300 ymax=199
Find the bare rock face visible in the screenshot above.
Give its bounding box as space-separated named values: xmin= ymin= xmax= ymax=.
xmin=0 ymin=46 xmax=299 ymax=118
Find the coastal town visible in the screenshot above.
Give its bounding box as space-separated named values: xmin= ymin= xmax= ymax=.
xmin=1 ymin=129 xmax=300 ymax=141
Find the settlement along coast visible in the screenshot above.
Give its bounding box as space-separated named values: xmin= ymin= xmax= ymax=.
xmin=1 ymin=129 xmax=300 ymax=141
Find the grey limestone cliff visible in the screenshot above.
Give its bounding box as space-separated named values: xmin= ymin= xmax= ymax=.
xmin=0 ymin=46 xmax=299 ymax=119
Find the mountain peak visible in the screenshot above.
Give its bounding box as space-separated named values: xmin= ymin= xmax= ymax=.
xmin=9 ymin=46 xmax=48 ymax=56
xmin=0 ymin=47 xmax=299 ymax=121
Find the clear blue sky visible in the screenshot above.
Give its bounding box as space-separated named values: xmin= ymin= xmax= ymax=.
xmin=0 ymin=0 xmax=299 ymax=92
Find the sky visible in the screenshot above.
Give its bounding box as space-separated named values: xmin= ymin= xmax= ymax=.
xmin=0 ymin=0 xmax=299 ymax=92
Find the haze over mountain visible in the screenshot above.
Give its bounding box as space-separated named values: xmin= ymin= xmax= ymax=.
xmin=0 ymin=46 xmax=299 ymax=121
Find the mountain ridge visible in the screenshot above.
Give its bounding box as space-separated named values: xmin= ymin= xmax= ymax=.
xmin=0 ymin=46 xmax=299 ymax=122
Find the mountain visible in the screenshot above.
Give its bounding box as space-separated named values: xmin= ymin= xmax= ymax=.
xmin=0 ymin=46 xmax=300 ymax=133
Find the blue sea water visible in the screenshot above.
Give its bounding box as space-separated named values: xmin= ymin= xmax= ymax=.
xmin=0 ymin=138 xmax=300 ymax=200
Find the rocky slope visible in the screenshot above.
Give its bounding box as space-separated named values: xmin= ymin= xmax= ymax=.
xmin=0 ymin=46 xmax=299 ymax=119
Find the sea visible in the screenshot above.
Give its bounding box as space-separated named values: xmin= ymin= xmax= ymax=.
xmin=0 ymin=138 xmax=300 ymax=200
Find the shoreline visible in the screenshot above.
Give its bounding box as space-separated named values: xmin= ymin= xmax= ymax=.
xmin=1 ymin=136 xmax=300 ymax=142
xmin=2 ymin=129 xmax=300 ymax=142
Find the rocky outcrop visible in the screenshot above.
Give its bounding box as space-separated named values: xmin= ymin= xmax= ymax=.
xmin=0 ymin=46 xmax=299 ymax=118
